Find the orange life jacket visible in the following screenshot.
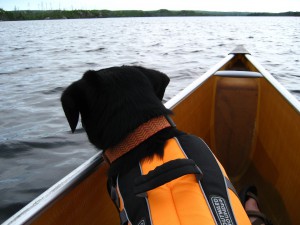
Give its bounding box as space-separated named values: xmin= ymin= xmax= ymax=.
xmin=108 ymin=134 xmax=251 ymax=225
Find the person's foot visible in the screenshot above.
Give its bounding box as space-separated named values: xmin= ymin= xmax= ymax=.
xmin=244 ymin=197 xmax=261 ymax=223
xmin=239 ymin=186 xmax=273 ymax=225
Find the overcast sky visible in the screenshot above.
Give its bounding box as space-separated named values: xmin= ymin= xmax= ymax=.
xmin=1 ymin=0 xmax=300 ymax=12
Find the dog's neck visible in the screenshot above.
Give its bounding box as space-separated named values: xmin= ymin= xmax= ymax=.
xmin=104 ymin=116 xmax=171 ymax=163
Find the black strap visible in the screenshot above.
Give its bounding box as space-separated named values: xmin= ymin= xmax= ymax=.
xmin=107 ymin=179 xmax=129 ymax=225
xmin=176 ymin=135 xmax=238 ymax=225
xmin=107 ymin=178 xmax=120 ymax=209
xmin=134 ymin=158 xmax=203 ymax=197
xmin=119 ymin=210 xmax=128 ymax=225
xmin=165 ymin=115 xmax=176 ymax=128
xmin=225 ymin=177 xmax=238 ymax=196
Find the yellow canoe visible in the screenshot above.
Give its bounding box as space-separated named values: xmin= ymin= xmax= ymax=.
xmin=4 ymin=46 xmax=300 ymax=225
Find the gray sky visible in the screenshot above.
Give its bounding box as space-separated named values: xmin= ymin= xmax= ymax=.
xmin=1 ymin=0 xmax=300 ymax=12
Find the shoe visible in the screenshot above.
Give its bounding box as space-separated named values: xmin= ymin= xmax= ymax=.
xmin=239 ymin=185 xmax=273 ymax=225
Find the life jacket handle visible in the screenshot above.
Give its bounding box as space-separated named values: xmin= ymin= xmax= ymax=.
xmin=134 ymin=158 xmax=203 ymax=197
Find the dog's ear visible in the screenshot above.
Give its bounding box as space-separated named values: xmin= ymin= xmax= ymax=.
xmin=82 ymin=70 xmax=101 ymax=84
xmin=134 ymin=66 xmax=170 ymax=100
xmin=61 ymin=70 xmax=101 ymax=133
xmin=61 ymin=85 xmax=79 ymax=133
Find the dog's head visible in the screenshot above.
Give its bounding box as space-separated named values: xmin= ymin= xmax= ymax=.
xmin=61 ymin=66 xmax=172 ymax=150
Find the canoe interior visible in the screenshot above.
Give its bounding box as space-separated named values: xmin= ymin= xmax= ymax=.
xmin=172 ymin=54 xmax=299 ymax=225
xmin=23 ymin=54 xmax=299 ymax=225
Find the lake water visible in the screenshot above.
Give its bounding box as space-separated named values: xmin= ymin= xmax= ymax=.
xmin=0 ymin=16 xmax=299 ymax=222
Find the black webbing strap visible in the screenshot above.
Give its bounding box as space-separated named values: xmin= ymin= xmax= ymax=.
xmin=119 ymin=210 xmax=128 ymax=225
xmin=176 ymin=135 xmax=238 ymax=225
xmin=109 ymin=184 xmax=120 ymax=208
xmin=134 ymin=158 xmax=203 ymax=197
xmin=107 ymin=178 xmax=129 ymax=225
xmin=225 ymin=177 xmax=238 ymax=196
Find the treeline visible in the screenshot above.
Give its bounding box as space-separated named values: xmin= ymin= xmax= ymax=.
xmin=0 ymin=8 xmax=299 ymax=21
xmin=248 ymin=11 xmax=300 ymax=16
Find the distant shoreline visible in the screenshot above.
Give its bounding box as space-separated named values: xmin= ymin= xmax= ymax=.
xmin=0 ymin=9 xmax=299 ymax=21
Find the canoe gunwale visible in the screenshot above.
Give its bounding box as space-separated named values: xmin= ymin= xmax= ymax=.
xmin=245 ymin=54 xmax=300 ymax=113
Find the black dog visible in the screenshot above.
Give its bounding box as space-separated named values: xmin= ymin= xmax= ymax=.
xmin=61 ymin=66 xmax=180 ymax=177
xmin=61 ymin=66 xmax=248 ymax=225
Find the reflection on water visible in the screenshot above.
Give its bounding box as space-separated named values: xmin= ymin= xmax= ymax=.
xmin=0 ymin=17 xmax=299 ymax=222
